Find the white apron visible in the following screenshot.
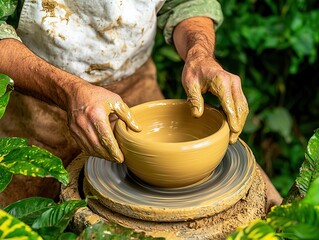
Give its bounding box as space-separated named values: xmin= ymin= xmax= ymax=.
xmin=17 ymin=0 xmax=165 ymax=85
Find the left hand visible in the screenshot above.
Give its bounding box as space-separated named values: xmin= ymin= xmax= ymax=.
xmin=182 ymin=48 xmax=248 ymax=144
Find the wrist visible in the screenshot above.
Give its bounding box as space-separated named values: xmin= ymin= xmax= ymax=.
xmin=186 ymin=45 xmax=213 ymax=60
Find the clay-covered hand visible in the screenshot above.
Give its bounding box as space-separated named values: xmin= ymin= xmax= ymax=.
xmin=67 ymin=83 xmax=140 ymax=163
xmin=182 ymin=51 xmax=248 ymax=144
xmin=0 ymin=39 xmax=139 ymax=163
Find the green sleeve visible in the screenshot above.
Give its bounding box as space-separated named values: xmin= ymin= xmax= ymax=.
xmin=0 ymin=0 xmax=21 ymax=41
xmin=157 ymin=0 xmax=224 ymax=44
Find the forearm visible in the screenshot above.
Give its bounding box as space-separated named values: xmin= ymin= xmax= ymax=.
xmin=173 ymin=16 xmax=215 ymax=61
xmin=0 ymin=38 xmax=87 ymax=111
xmin=172 ymin=16 xmax=249 ymax=144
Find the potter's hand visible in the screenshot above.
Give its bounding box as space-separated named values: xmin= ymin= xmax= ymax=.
xmin=0 ymin=39 xmax=139 ymax=162
xmin=67 ymin=83 xmax=140 ymax=163
xmin=182 ymin=51 xmax=248 ymax=144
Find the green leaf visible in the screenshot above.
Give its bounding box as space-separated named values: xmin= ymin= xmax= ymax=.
xmin=0 ymin=74 xmax=13 ymax=97
xmin=290 ymin=29 xmax=314 ymax=58
xmin=32 ymin=199 xmax=87 ymax=232
xmin=296 ymin=129 xmax=319 ymax=196
xmin=58 ymin=232 xmax=77 ymax=240
xmin=0 ymin=209 xmax=42 ymax=240
xmin=226 ymin=219 xmax=279 ymax=240
xmin=0 ymin=165 xmax=12 ymax=192
xmin=0 ymin=74 xmax=13 ymax=119
xmin=0 ymin=1 xmax=18 ymax=20
xmin=303 ymin=177 xmax=319 ymax=205
xmin=36 ymin=226 xmax=61 ymax=240
xmin=0 ymin=137 xmax=28 ymax=157
xmin=267 ymin=202 xmax=319 ymax=239
xmin=307 ymin=128 xmax=319 ymax=164
xmin=4 ymin=197 xmax=57 ymax=226
xmin=264 ymin=107 xmax=293 ymax=143
xmin=0 ymin=145 xmax=69 ymax=185
xmin=78 ymin=222 xmax=165 ymax=240
xmin=0 ymin=91 xmax=11 ymax=119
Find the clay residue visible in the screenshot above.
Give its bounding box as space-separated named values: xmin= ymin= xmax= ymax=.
xmin=86 ymin=62 xmax=113 ymax=73
xmin=100 ymin=16 xmax=123 ymax=32
xmin=41 ymin=0 xmax=73 ymax=23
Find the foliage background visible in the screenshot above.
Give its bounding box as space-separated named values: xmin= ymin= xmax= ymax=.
xmin=152 ymin=0 xmax=319 ymax=196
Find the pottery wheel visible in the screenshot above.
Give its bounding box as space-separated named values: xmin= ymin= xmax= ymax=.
xmin=85 ymin=140 xmax=256 ymax=222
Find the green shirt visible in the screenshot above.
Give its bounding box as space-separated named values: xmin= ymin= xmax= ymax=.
xmin=0 ymin=0 xmax=223 ymax=44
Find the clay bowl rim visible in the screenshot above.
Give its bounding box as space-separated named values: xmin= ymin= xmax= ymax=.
xmin=114 ymin=99 xmax=229 ymax=148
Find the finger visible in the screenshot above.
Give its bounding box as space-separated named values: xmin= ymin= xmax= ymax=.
xmin=70 ymin=122 xmax=111 ymax=159
xmin=230 ymin=131 xmax=240 ymax=144
xmin=94 ymin=120 xmax=124 ymax=163
xmin=112 ymin=101 xmax=141 ymax=132
xmin=209 ymin=75 xmax=239 ymax=133
xmin=231 ymin=76 xmax=249 ymax=131
xmin=183 ymin=80 xmax=204 ymax=118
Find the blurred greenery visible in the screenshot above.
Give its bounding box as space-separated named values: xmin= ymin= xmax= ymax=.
xmin=152 ymin=0 xmax=319 ymax=196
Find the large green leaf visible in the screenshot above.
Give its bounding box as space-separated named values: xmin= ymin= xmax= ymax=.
xmin=0 ymin=165 xmax=12 ymax=192
xmin=4 ymin=197 xmax=57 ymax=226
xmin=226 ymin=219 xmax=279 ymax=240
xmin=267 ymin=202 xmax=319 ymax=239
xmin=296 ymin=129 xmax=319 ymax=196
xmin=0 ymin=209 xmax=42 ymax=240
xmin=32 ymin=199 xmax=87 ymax=232
xmin=0 ymin=74 xmax=13 ymax=119
xmin=0 ymin=144 xmax=69 ymax=185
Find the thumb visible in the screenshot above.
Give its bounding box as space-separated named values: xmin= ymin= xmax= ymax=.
xmin=183 ymin=81 xmax=204 ymax=118
xmin=113 ymin=101 xmax=141 ymax=132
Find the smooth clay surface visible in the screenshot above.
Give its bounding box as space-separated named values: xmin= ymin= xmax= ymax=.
xmin=114 ymin=99 xmax=230 ymax=188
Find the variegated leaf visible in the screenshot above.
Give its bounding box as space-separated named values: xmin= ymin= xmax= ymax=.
xmin=227 ymin=219 xmax=279 ymax=240
xmin=0 ymin=145 xmax=69 ymax=185
xmin=0 ymin=209 xmax=42 ymax=240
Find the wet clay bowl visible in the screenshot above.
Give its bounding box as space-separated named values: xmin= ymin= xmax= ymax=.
xmin=114 ymin=99 xmax=230 ymax=188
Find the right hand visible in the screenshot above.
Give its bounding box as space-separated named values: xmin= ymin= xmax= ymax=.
xmin=0 ymin=39 xmax=139 ymax=163
xmin=66 ymin=82 xmax=141 ymax=163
